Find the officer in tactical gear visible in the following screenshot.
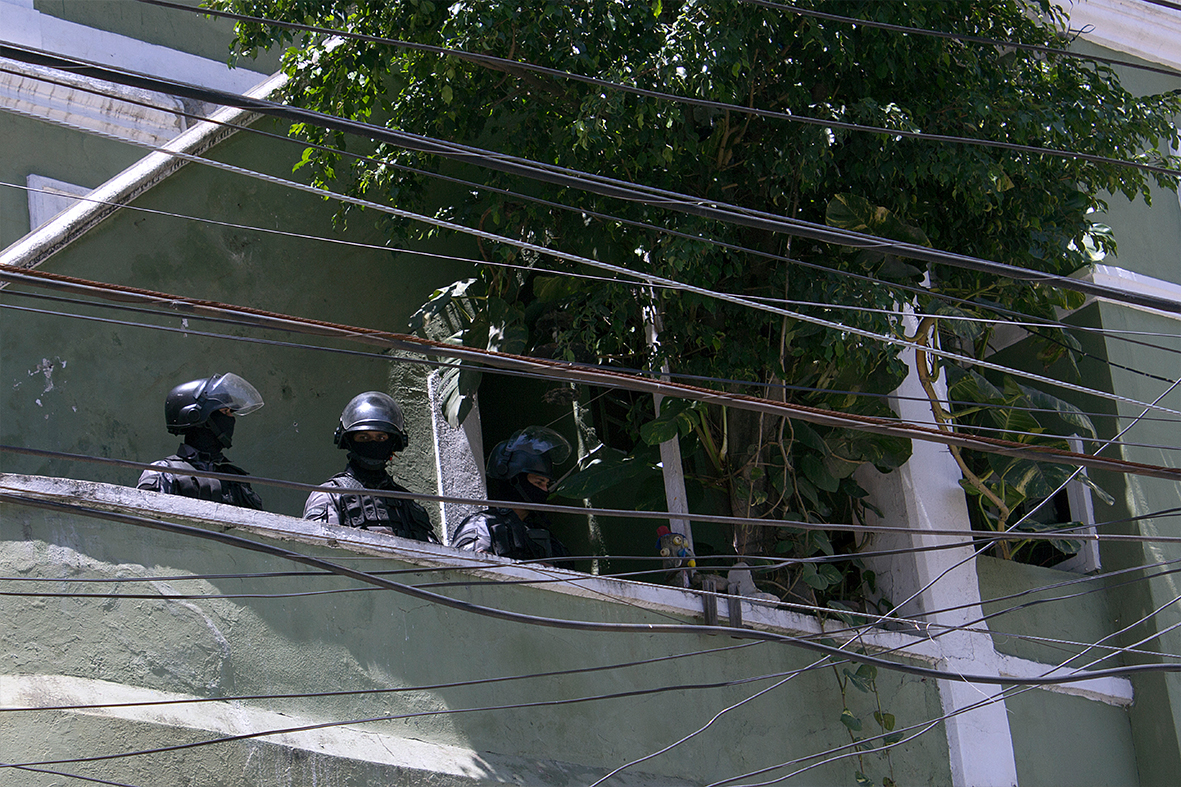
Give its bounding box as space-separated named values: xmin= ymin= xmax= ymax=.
xmin=302 ymin=391 xmax=438 ymax=543
xmin=137 ymin=372 xmax=264 ymax=509
xmin=451 ymin=426 xmax=573 ymax=566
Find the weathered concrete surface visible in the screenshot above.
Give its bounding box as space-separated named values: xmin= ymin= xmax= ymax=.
xmin=1 ymin=474 xmax=954 ymax=787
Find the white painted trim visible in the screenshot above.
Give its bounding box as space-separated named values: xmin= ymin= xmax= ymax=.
xmin=0 ymin=56 xmax=186 ymax=145
xmin=0 ymin=0 xmax=268 ymax=94
xmin=880 ymin=327 xmax=1020 ymax=787
xmin=1055 ymin=436 xmax=1102 ymax=574
xmin=0 ymin=674 xmax=691 ymax=787
xmin=428 ymin=369 xmax=487 ymax=541
xmin=0 ymin=71 xmax=287 ymax=271
xmin=26 ymin=174 xmax=89 ymax=231
xmin=1 ymin=471 xmax=1134 ymax=710
xmin=995 ymin=652 xmax=1134 ymax=707
xmin=1058 ymin=0 xmax=1181 ymax=70
xmin=1074 ymin=263 xmax=1181 ymax=321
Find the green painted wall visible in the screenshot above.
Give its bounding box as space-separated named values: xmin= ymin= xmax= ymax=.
xmin=975 ymin=39 xmax=1181 ymax=786
xmin=33 ymin=0 xmax=280 ymax=72
xmin=0 ymin=110 xmax=145 ymax=250
xmin=1071 ymin=40 xmax=1181 ymax=284
xmin=1092 ymin=305 xmax=1181 ymax=787
xmin=976 ymin=555 xmax=1119 ymax=665
xmin=1006 ymin=689 xmax=1139 ymax=787
xmin=1 ymin=116 xmax=473 ymax=520
xmin=0 ymin=484 xmax=955 ymax=786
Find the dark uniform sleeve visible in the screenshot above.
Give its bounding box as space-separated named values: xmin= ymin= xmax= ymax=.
xmin=451 ymin=511 xmax=494 ymax=553
xmin=137 ymin=460 xmax=177 ymax=494
xmin=235 ymin=482 xmax=264 ymax=511
xmin=303 ymin=487 xmax=341 ymax=524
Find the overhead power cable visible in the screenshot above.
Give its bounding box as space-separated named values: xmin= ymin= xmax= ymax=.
xmin=7 ymin=94 xmax=1181 ymax=401
xmin=17 ymin=97 xmax=1179 ymax=431
xmin=3 ymin=491 xmax=1180 ymax=688
xmin=7 ymin=293 xmax=1177 ymax=453
xmin=3 ymin=42 xmax=1179 ymax=318
xmin=0 ymin=764 xmax=142 ymax=787
xmin=19 ymin=63 xmax=1181 ymax=374
xmin=12 ymin=69 xmax=1181 ymax=418
xmin=9 ymin=71 xmax=1181 ymax=443
xmin=1140 ymin=0 xmax=1181 ymax=13
xmin=8 ymin=261 xmax=1181 ymax=429
xmin=0 ymin=641 xmax=761 ymax=715
xmin=7 ymin=170 xmax=1180 ymax=396
xmin=6 ymin=287 xmax=1179 ymax=454
xmin=12 ymin=446 xmax=1181 ymax=547
xmin=129 ymin=0 xmax=1181 ymax=177
xmin=883 ymin=363 xmax=1181 ymax=622
xmin=740 ymin=0 xmax=1181 ymax=78
xmin=4 ymin=268 xmax=1179 ymax=481
xmin=6 ymin=496 xmax=1171 ymax=779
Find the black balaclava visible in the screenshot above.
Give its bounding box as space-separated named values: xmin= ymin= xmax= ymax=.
xmin=183 ymin=426 xmax=224 ymax=455
xmin=509 ymin=474 xmax=550 ymax=506
xmin=208 ymin=410 xmax=236 ymax=448
xmin=345 ymin=435 xmax=396 ymax=470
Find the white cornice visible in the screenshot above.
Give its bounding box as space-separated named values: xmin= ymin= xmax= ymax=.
xmin=1059 ymin=0 xmax=1181 ymax=70
xmin=0 ymin=57 xmax=185 ymax=145
xmin=1077 ymin=263 xmax=1181 ymax=320
xmin=0 ymin=0 xmax=267 ymax=93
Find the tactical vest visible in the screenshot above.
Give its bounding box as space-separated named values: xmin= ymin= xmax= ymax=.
xmin=474 ymin=509 xmax=572 ymax=565
xmin=154 ymin=455 xmax=262 ymax=510
xmin=327 ymin=472 xmax=437 ymax=542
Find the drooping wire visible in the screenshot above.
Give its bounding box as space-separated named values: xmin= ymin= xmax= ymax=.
xmin=3 ymin=44 xmax=1178 ymax=320
xmin=8 ymin=445 xmax=1181 ymax=544
xmin=6 ymin=66 xmax=1180 ymax=413
xmin=125 ymin=0 xmax=1181 ymax=178
xmin=6 ymin=294 xmax=1177 ymax=454
xmin=738 ymin=0 xmax=1181 ymax=78
xmin=7 ymin=490 xmax=1179 ymax=687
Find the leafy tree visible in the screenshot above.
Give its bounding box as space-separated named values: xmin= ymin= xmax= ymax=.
xmin=217 ymin=0 xmax=1179 ymax=596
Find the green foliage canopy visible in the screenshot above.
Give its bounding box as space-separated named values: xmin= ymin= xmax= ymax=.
xmin=217 ymin=0 xmax=1179 ymax=564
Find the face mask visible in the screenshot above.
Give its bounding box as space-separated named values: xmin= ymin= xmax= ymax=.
xmin=346 ymin=436 xmax=395 ymax=467
xmin=208 ymin=410 xmax=236 ymax=448
xmin=183 ymin=426 xmax=224 ymax=455
xmin=512 ymin=475 xmax=551 ymax=505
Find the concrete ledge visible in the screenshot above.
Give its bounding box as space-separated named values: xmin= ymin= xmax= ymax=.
xmin=0 ymin=673 xmax=692 ymax=787
xmin=0 ymin=472 xmax=1133 ymax=710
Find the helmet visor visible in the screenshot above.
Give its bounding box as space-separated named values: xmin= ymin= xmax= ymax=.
xmin=203 ymin=373 xmax=264 ymax=416
xmin=504 ymin=426 xmax=571 ymax=465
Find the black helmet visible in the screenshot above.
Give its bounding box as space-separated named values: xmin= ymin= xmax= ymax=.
xmin=486 ymin=426 xmax=571 ymax=482
xmin=165 ymin=373 xmax=263 ymax=435
xmin=333 ymin=391 xmax=408 ymax=452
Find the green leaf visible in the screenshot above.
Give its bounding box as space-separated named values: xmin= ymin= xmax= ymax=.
xmin=791 ymin=421 xmax=829 ymax=454
xmin=808 ymin=529 xmax=835 ymax=556
xmin=1014 ymin=381 xmax=1097 ymax=438
xmin=873 ymin=711 xmax=895 ymax=731
xmin=801 ymin=453 xmax=840 ymax=493
xmin=855 ymin=772 xmax=874 ymax=786
xmin=818 ymin=563 xmax=843 ymax=586
xmin=843 ymin=668 xmax=871 ymax=694
xmin=553 ymin=447 xmax=656 ymax=499
xmin=800 ymin=562 xmax=830 ymax=590
xmin=840 ymin=709 xmax=863 ymax=731
xmin=533 ymin=275 xmax=585 ymax=303
xmin=640 ymin=417 xmax=682 ymax=445
xmin=826 ymin=193 xmax=930 ymax=246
